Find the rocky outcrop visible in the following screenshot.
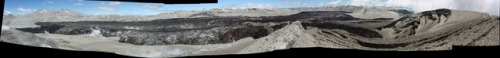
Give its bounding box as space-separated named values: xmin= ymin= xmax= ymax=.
xmin=222 ymin=26 xmax=269 ymax=43
xmin=1 ymin=29 xmax=57 ymax=48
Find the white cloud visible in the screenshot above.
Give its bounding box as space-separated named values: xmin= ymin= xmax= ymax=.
xmin=47 ymin=1 xmax=53 ymax=3
xmin=4 ymin=10 xmax=12 ymax=15
xmin=97 ymin=6 xmax=117 ymax=12
xmin=384 ymin=0 xmax=413 ymax=7
xmin=17 ymin=7 xmax=33 ymax=14
xmin=73 ymin=0 xmax=84 ymax=6
xmin=319 ymin=3 xmax=325 ymax=6
xmin=348 ymin=0 xmax=386 ymax=7
xmin=327 ymin=0 xmax=342 ymax=5
xmin=343 ymin=0 xmax=499 ymax=16
xmin=409 ymin=0 xmax=455 ymax=12
xmin=242 ymin=3 xmax=274 ymax=9
xmin=109 ymin=1 xmax=121 ymax=5
xmin=384 ymin=0 xmax=499 ymax=16
xmin=220 ymin=4 xmax=238 ymax=9
xmin=142 ymin=4 xmax=162 ymax=10
xmin=42 ymin=0 xmax=54 ymax=4
xmin=292 ymin=2 xmax=301 ymax=4
xmin=302 ymin=3 xmax=308 ymax=6
xmin=74 ymin=3 xmax=83 ymax=6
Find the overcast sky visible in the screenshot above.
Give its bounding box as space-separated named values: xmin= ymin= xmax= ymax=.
xmin=3 ymin=0 xmax=499 ymax=16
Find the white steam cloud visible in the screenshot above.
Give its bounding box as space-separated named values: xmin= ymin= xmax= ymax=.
xmin=390 ymin=0 xmax=498 ymax=16
xmin=242 ymin=3 xmax=275 ymax=9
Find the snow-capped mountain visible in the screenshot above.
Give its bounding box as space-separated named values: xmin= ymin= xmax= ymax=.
xmin=29 ymin=8 xmax=85 ymax=17
xmin=4 ymin=9 xmax=87 ymax=28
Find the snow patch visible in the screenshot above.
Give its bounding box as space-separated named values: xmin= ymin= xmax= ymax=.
xmin=88 ymin=26 xmax=103 ymax=37
xmin=39 ymin=9 xmax=49 ymax=13
xmin=141 ymin=50 xmax=164 ymax=57
xmin=219 ymin=44 xmax=233 ymax=49
xmin=166 ymin=48 xmax=183 ymax=56
xmin=44 ymin=30 xmax=50 ymax=34
xmin=40 ymin=44 xmax=52 ymax=48
xmin=1 ymin=25 xmax=10 ymax=30
xmin=124 ymin=26 xmax=142 ymax=29
xmin=193 ymin=43 xmax=233 ymax=54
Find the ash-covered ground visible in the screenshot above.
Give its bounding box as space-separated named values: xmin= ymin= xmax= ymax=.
xmin=1 ymin=6 xmax=498 ymax=57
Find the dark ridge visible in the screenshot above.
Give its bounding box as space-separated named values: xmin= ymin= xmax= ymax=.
xmin=434 ymin=9 xmax=452 ymax=17
xmin=372 ymin=18 xmax=394 ymax=20
xmin=290 ymin=11 xmax=355 ymax=21
xmin=315 ymin=17 xmax=358 ymax=21
xmin=23 ymin=24 xmax=217 ymax=36
xmin=290 ymin=11 xmax=352 ymax=17
xmin=356 ymin=40 xmax=409 ymax=48
xmin=271 ymin=23 xmax=288 ymax=31
xmin=32 ymin=18 xmax=225 ymax=31
xmin=302 ymin=22 xmax=383 ymax=38
xmin=55 ymin=27 xmax=95 ymax=35
xmin=414 ymin=34 xmax=452 ymax=47
xmin=188 ymin=11 xmax=218 ymax=17
xmin=397 ymin=20 xmax=419 ymax=32
xmin=413 ymin=25 xmax=472 ymax=47
xmin=246 ymin=16 xmax=297 ymax=22
xmin=321 ymin=31 xmax=334 ymax=35
xmin=118 ymin=36 xmax=143 ymax=45
xmin=16 ymin=25 xmax=65 ymax=33
xmin=117 ymin=30 xmax=226 ymax=45
xmin=380 ymin=16 xmax=410 ymax=28
xmin=132 ymin=26 xmax=219 ymax=32
xmin=223 ymin=26 xmax=269 ymax=43
xmin=351 ymin=20 xmax=391 ymax=23
xmin=469 ymin=24 xmax=495 ymax=45
xmin=15 ymin=28 xmax=45 ymax=33
xmin=468 ymin=32 xmax=492 ymax=45
xmin=388 ymin=9 xmax=414 ymax=15
xmin=330 ymin=31 xmax=347 ymax=38
xmin=100 ymin=26 xmax=220 ymax=37
xmin=420 ymin=8 xmax=452 ymax=20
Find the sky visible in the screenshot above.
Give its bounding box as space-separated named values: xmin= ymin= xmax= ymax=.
xmin=3 ymin=0 xmax=499 ymax=16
